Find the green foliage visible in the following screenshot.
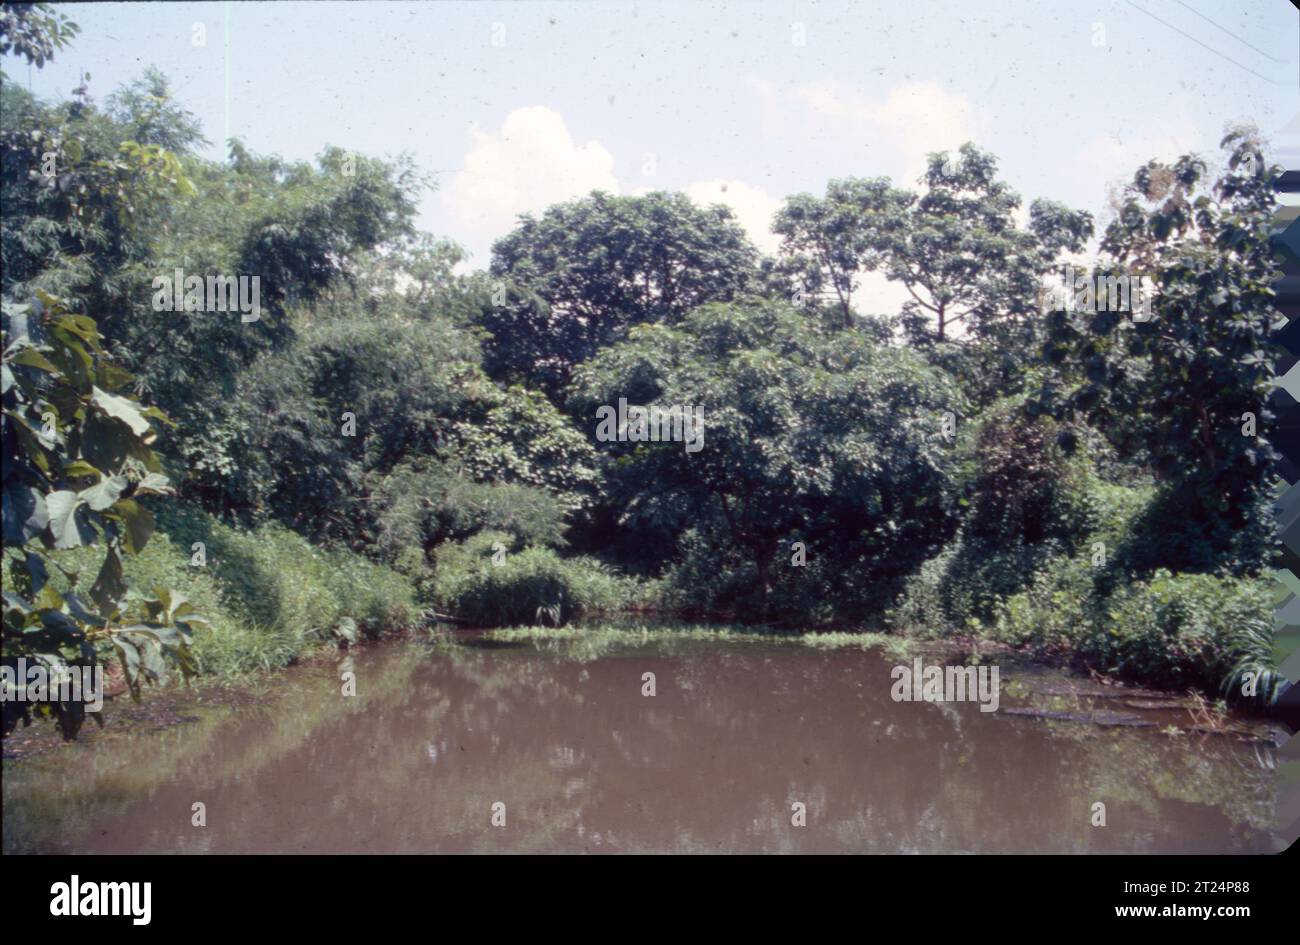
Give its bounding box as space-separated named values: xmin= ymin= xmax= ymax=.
xmin=893 ymin=403 xmax=1099 ymax=629
xmin=1 ymin=77 xmax=197 ymax=311
xmin=887 ymin=145 xmax=1090 ymax=349
xmin=220 ymin=301 xmax=482 ymax=533
xmin=484 ymin=190 xmax=762 ymax=397
xmin=573 ymin=299 xmax=961 ymax=621
xmin=774 ymin=144 xmax=1094 ymax=403
xmin=659 ymin=524 xmax=838 ymax=624
xmin=432 ymin=531 xmax=622 ymax=627
xmin=370 ymin=459 xmax=568 ymax=577
xmin=2 ymin=295 xmax=195 ymax=737
xmin=886 ymin=543 xmax=957 ymax=638
xmin=891 ymin=458 xmax=1139 ymax=635
xmin=1 ymin=46 xmax=1286 ymax=723
xmin=452 ymin=385 xmax=600 ymax=515
xmin=962 ymin=404 xmax=1095 ymax=545
xmin=996 ymin=563 xmax=1282 ymax=707
xmin=1038 ymin=130 xmax=1278 ymax=575
xmin=1091 ymin=572 xmax=1264 ymax=693
xmin=49 ymin=506 xmax=417 ymax=678
xmin=985 ymin=476 xmax=1283 ymax=706
xmin=1105 ymin=482 xmax=1274 ymax=582
xmin=0 ymin=3 xmax=78 ymax=68
xmin=774 ymin=177 xmax=911 ymax=326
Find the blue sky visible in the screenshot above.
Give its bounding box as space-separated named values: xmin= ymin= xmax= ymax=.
xmin=7 ymin=0 xmax=1298 ymax=286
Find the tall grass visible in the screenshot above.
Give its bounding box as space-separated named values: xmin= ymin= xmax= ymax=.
xmin=48 ymin=504 xmax=418 ymax=679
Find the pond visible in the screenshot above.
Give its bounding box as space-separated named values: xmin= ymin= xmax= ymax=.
xmin=1 ymin=629 xmax=1283 ymax=854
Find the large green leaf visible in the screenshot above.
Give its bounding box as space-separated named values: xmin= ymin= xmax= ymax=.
xmin=89 ymin=542 xmax=125 ymax=617
xmin=90 ymin=385 xmax=151 ymax=436
xmin=44 ymin=490 xmax=95 ymax=549
xmin=109 ymin=499 xmax=154 ymax=554
xmin=78 ymin=473 xmax=127 ymax=511
xmin=10 ymin=346 xmax=59 ymax=373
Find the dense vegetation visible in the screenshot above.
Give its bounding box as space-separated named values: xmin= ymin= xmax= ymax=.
xmin=1 ymin=6 xmax=1286 ymax=742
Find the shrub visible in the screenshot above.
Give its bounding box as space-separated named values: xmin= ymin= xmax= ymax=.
xmin=888 ymin=543 xmax=961 ymax=637
xmin=432 ymin=531 xmax=622 ymax=627
xmin=656 ymin=526 xmax=840 ymax=625
xmin=991 ymin=553 xmax=1096 ymax=653
xmin=889 ymin=404 xmax=1104 ymax=635
xmin=892 ymin=468 xmax=1153 ymax=637
xmin=371 ymin=459 xmax=570 ymax=563
xmin=995 ymin=561 xmax=1283 ymax=706
xmin=1107 ymin=480 xmax=1275 ymax=581
xmin=1083 ymin=570 xmax=1273 ymax=695
xmin=963 ymin=405 xmax=1095 ymax=547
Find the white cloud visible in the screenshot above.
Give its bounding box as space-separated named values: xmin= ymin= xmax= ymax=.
xmin=748 ymin=77 xmax=980 ymax=185
xmin=685 ymin=178 xmax=784 ymax=254
xmin=443 ymin=106 xmax=618 ymax=250
xmin=443 ymin=106 xmax=786 ymax=263
xmin=1071 ymin=107 xmax=1204 ymax=236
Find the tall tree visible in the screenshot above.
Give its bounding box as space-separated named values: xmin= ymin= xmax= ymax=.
xmin=880 ymin=146 xmax=1090 ymax=353
xmin=773 ymin=177 xmax=911 ymax=328
xmin=1039 ymin=130 xmax=1278 ymax=573
xmin=571 ymin=301 xmax=960 ymax=618
xmin=484 ymin=191 xmax=762 ymax=398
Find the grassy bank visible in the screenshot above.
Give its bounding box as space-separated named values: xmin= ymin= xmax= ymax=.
xmin=41 ymin=492 xmax=1279 ymax=711
xmin=49 ymin=504 xmax=419 ymax=679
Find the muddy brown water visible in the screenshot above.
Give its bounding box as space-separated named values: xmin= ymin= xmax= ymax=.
xmin=1 ymin=632 xmax=1282 ymax=854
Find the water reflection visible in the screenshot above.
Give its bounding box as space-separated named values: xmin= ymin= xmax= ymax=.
xmin=2 ymin=633 xmax=1280 ymax=853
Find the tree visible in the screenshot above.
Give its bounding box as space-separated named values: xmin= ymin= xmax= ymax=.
xmin=886 ymin=145 xmax=1048 ymax=344
xmin=483 ymin=191 xmax=762 ymax=398
xmin=3 ymin=295 xmax=197 ymax=739
xmin=571 ymin=301 xmax=961 ymax=619
xmin=774 ymin=177 xmax=912 ymax=327
xmin=0 ymin=76 xmax=196 ymax=310
xmin=106 ymin=67 xmax=207 ymax=154
xmin=1038 ymin=130 xmax=1278 ymax=574
xmin=773 ymin=144 xmax=1092 ymax=403
xmin=222 ymin=300 xmax=485 ymax=537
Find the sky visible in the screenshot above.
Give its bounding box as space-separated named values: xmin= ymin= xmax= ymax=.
xmin=6 ymin=0 xmax=1299 ymax=307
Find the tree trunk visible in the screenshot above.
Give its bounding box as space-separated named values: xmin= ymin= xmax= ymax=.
xmin=755 ymin=551 xmax=772 ymax=620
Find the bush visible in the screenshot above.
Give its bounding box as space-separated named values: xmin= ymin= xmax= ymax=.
xmin=1107 ymin=480 xmax=1275 ymax=581
xmin=962 ymin=405 xmax=1096 ymax=547
xmin=1083 ymin=570 xmax=1274 ymax=697
xmin=888 ymin=405 xmax=1103 ymax=635
xmin=891 ymin=465 xmax=1152 ymax=636
xmin=991 ymin=553 xmax=1097 ymax=654
xmin=995 ymin=560 xmax=1283 ymax=706
xmin=888 ymin=543 xmax=960 ymax=637
xmin=432 ymin=531 xmax=623 ymax=627
xmin=370 ymin=460 xmax=569 ymax=577
xmin=657 ymin=526 xmax=840 ymax=625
